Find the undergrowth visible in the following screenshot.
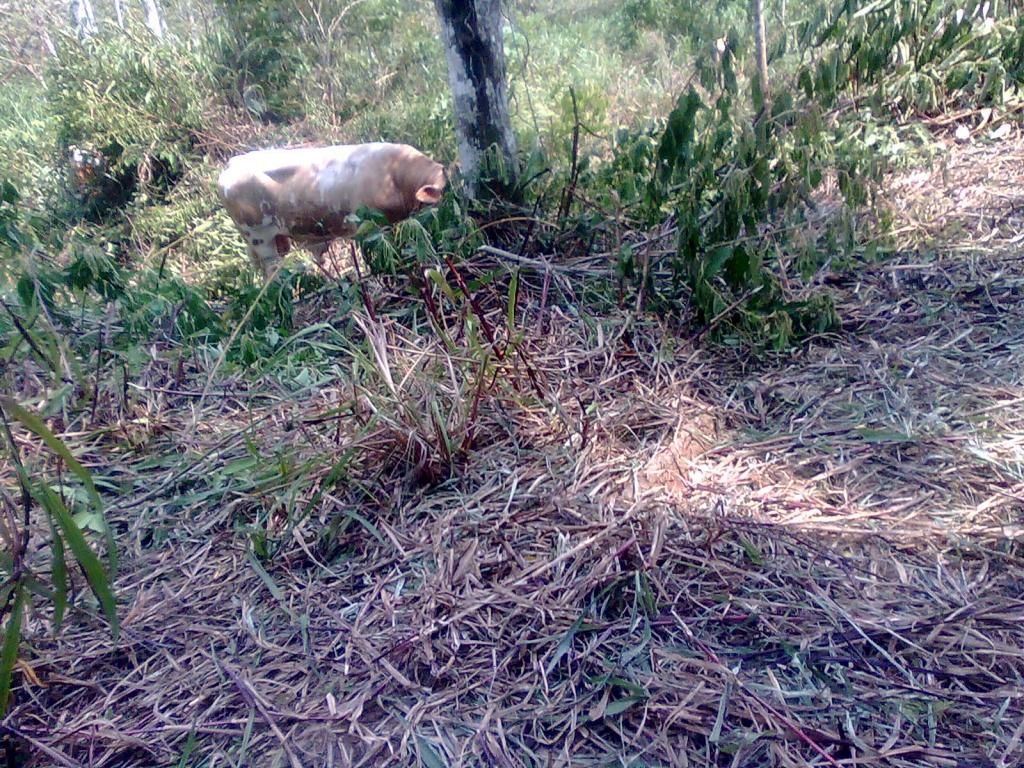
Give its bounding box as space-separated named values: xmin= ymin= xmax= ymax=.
xmin=2 ymin=0 xmax=1024 ymax=742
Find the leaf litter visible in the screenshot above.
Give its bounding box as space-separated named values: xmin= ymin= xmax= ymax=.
xmin=2 ymin=132 xmax=1024 ymax=767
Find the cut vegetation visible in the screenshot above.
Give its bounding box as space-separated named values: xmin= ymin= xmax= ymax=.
xmin=1 ymin=1 xmax=1023 ymax=766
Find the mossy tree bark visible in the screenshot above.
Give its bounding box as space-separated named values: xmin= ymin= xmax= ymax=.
xmin=70 ymin=0 xmax=98 ymax=40
xmin=434 ymin=0 xmax=519 ymax=200
xmin=142 ymin=0 xmax=167 ymax=39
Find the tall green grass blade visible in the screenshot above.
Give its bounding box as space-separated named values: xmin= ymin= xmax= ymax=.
xmin=417 ymin=737 xmax=448 ymax=768
xmin=35 ymin=482 xmax=119 ymax=641
xmin=546 ymin=613 xmax=586 ymax=676
xmin=507 ymin=267 xmax=519 ymax=331
xmin=49 ymin=517 xmax=68 ymax=630
xmin=0 ymin=397 xmax=117 ymax=574
xmin=175 ymin=726 xmax=199 ymax=768
xmin=0 ymin=584 xmax=26 ymax=716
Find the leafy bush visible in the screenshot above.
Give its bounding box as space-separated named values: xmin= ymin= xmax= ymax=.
xmin=797 ymin=0 xmax=1024 ymax=117
xmin=3 ymin=182 xmax=222 ymax=371
xmin=206 ymin=0 xmax=308 ymax=122
xmin=0 ymin=78 xmax=59 ymax=209
xmin=578 ymin=0 xmax=1024 ymax=347
xmin=0 ymin=395 xmax=120 ymax=717
xmin=356 ymin=189 xmax=484 ymax=278
xmin=635 ymin=89 xmax=848 ymax=346
xmin=0 ymin=184 xmax=121 ymax=718
xmin=46 ymin=27 xmax=209 ymax=218
xmin=615 ymin=0 xmax=749 ymax=53
xmin=126 ymin=159 xmax=253 ymax=293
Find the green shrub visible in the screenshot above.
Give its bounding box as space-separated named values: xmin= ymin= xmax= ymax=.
xmin=576 ymin=0 xmax=1024 ymax=347
xmin=642 ymin=86 xmax=852 ymax=347
xmin=46 ymin=28 xmax=209 ymax=217
xmin=126 ymin=158 xmax=253 ymax=294
xmin=206 ymin=0 xmax=308 ymax=122
xmin=356 ymin=185 xmax=484 ymax=278
xmin=0 ymin=78 xmax=59 ymax=209
xmin=796 ymin=0 xmax=1024 ymax=117
xmin=615 ymin=0 xmax=749 ymax=54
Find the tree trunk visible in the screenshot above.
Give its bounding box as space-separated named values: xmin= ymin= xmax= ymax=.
xmin=41 ymin=29 xmax=58 ymax=58
xmin=751 ymin=0 xmax=770 ymax=110
xmin=433 ymin=0 xmax=518 ymax=200
xmin=113 ymin=0 xmax=125 ymax=29
xmin=70 ymin=0 xmax=98 ymax=40
xmin=141 ymin=0 xmax=166 ymax=38
xmin=186 ymin=4 xmax=199 ymax=44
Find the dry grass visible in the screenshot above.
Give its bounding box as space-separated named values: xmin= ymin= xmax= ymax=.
xmin=3 ymin=131 xmax=1024 ymax=767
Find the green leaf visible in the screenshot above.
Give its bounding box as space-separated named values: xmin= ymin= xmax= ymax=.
xmin=73 ymin=508 xmax=107 ymax=534
xmin=417 ymin=737 xmax=448 ymax=768
xmin=430 ymin=399 xmax=452 ymax=460
xmin=620 ymin=619 xmax=652 ymax=667
xmin=1 ymin=397 xmax=116 ymax=574
xmin=0 ymin=584 xmax=26 ymax=716
xmin=507 ymin=267 xmax=519 ymax=331
xmin=799 ymin=67 xmax=814 ymax=98
xmin=739 ymin=536 xmax=764 ymax=566
xmin=0 ymin=179 xmax=19 ymax=205
xmin=50 ymin=516 xmax=68 ymax=630
xmin=704 ymin=246 xmax=733 ymax=279
xmin=607 ymin=677 xmax=648 ymax=697
xmin=424 ymin=268 xmax=458 ymax=302
xmin=35 ymin=482 xmax=118 ymax=640
xmin=546 ymin=613 xmax=586 ymax=675
xmin=336 ymin=507 xmax=384 ymax=544
xmin=247 ymin=551 xmax=286 ymax=603
xmin=655 ymin=87 xmax=703 ymax=190
xmin=292 ymin=421 xmax=379 ymax=541
xmin=724 ymin=247 xmax=751 ymax=289
xmin=604 ymin=697 xmax=643 ymax=716
xmin=855 ymin=428 xmax=914 ymax=443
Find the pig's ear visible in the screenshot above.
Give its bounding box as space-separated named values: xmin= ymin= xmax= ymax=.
xmin=415 ymin=184 xmax=443 ymax=204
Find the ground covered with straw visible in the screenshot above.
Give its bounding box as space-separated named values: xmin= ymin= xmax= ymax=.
xmin=5 ymin=132 xmax=1024 ymax=767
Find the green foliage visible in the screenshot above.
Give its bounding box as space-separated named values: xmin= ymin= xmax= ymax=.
xmin=3 ymin=0 xmax=1024 ymax=731
xmin=644 ymin=84 xmax=851 ymax=346
xmin=0 ymin=585 xmax=25 ymax=716
xmin=48 ymin=28 xmax=206 ymax=163
xmin=356 ymin=191 xmax=484 ymax=278
xmin=796 ymin=0 xmax=1024 ymax=117
xmin=615 ymin=0 xmax=662 ymax=48
xmin=615 ymin=0 xmax=749 ymax=53
xmin=1 ymin=179 xmax=62 ymax=313
xmin=561 ymin=49 xmax=865 ymax=348
xmin=126 ymin=160 xmax=252 ymax=294
xmin=1 ymin=198 xmax=225 ymax=425
xmin=0 ymin=394 xmax=119 ymax=717
xmin=207 ymin=0 xmax=308 ymax=122
xmin=0 ymin=180 xmax=25 ymax=263
xmin=347 ymin=269 xmax=522 ymax=488
xmin=46 ymin=27 xmax=208 ymax=218
xmin=588 ymin=0 xmax=1024 ymax=347
xmin=0 ymin=78 xmax=58 ymax=208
